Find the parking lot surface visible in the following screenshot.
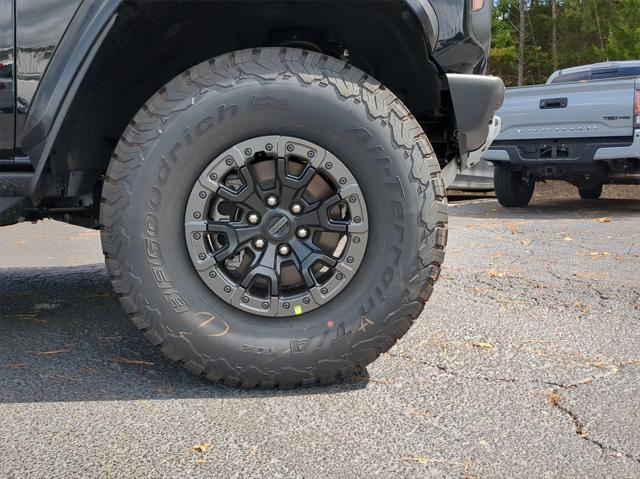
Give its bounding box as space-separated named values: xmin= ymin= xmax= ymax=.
xmin=1 ymin=191 xmax=639 ymax=478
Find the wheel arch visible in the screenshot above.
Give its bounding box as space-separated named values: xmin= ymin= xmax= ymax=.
xmin=21 ymin=0 xmax=455 ymax=204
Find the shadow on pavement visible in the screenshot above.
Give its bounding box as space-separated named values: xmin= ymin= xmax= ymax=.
xmin=0 ymin=264 xmax=369 ymax=403
xmin=447 ymin=193 xmax=496 ymax=202
xmin=449 ymin=197 xmax=640 ymax=220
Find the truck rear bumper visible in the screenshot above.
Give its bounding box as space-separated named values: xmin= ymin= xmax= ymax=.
xmin=446 ymin=74 xmax=505 ymax=168
xmin=594 ymin=129 xmax=640 ymax=161
xmin=483 ymin=134 xmax=637 ymax=166
xmin=482 ymin=132 xmax=640 ymax=185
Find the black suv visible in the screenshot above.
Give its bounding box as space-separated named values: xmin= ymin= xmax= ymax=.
xmin=0 ymin=0 xmax=503 ymax=387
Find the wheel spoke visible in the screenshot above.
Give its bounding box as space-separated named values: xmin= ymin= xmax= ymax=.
xmin=276 ymin=158 xmax=316 ymax=190
xmin=275 ymin=158 xmax=316 ymax=206
xmin=217 ymin=167 xmax=266 ymax=212
xmin=240 ymin=244 xmax=279 ymax=295
xmin=205 ymin=221 xmax=261 ymax=261
xmin=289 ymin=239 xmax=338 ymax=288
xmin=216 ymin=167 xmax=253 ymax=202
xmin=296 ymin=194 xmax=348 ymax=233
xmin=300 ymin=251 xmax=338 ymax=288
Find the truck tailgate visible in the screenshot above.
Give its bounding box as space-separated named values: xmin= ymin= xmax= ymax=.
xmin=498 ymin=78 xmax=637 ymax=141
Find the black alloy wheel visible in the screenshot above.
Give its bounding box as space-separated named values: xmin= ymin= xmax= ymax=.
xmin=184 ymin=136 xmax=369 ymax=317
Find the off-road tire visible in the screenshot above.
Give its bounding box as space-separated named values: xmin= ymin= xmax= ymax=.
xmin=494 ymin=164 xmax=535 ymax=207
xmin=578 ymin=184 xmax=603 ymax=200
xmin=100 ymin=48 xmax=448 ymax=388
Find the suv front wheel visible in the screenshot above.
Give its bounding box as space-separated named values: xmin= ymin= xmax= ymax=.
xmin=100 ymin=48 xmax=448 ymax=388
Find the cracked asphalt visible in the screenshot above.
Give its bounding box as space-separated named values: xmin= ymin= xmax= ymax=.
xmin=1 ymin=189 xmax=639 ymax=478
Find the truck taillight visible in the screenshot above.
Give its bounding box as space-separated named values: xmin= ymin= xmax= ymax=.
xmin=635 ymin=89 xmax=640 ymax=127
xmin=472 ymin=0 xmax=485 ymax=12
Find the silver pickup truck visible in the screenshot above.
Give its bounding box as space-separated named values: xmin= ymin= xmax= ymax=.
xmin=484 ymin=61 xmax=640 ymax=206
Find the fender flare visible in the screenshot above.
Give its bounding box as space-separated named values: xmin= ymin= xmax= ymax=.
xmin=404 ymin=0 xmax=438 ymax=50
xmin=22 ymin=0 xmax=439 ymax=201
xmin=22 ymin=0 xmax=119 ymax=201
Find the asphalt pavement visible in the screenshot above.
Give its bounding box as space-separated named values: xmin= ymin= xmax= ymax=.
xmin=1 ymin=191 xmax=639 ymax=478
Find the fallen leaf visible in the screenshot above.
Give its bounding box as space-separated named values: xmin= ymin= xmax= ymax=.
xmin=157 ymin=385 xmax=176 ymax=395
xmin=369 ymin=377 xmax=392 ymax=385
xmin=409 ymin=408 xmax=433 ymax=418
xmin=590 ymin=360 xmax=613 ymax=371
xmin=1 ymin=363 xmax=29 ymax=369
xmin=595 ymin=217 xmax=611 ymax=223
xmin=472 ymin=342 xmax=493 ymax=351
xmin=33 ymin=303 xmax=60 ymax=311
xmin=405 ymin=456 xmax=463 ymax=466
xmin=572 ymin=272 xmax=607 ymax=281
xmin=193 ymin=443 xmax=211 ymax=454
xmin=111 ymin=357 xmax=155 ymax=366
xmin=588 ymin=251 xmax=610 ymax=257
xmin=548 ymin=390 xmax=562 ymax=407
xmin=37 ymin=348 xmax=71 ymax=356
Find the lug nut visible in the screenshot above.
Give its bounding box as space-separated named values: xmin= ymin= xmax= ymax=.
xmin=254 ymin=238 xmax=266 ymax=250
xmin=266 ymin=195 xmax=279 ymax=208
xmin=290 ymin=202 xmax=303 ymax=215
xmin=296 ymin=227 xmax=309 ymax=239
xmin=247 ymin=212 xmax=260 ymax=225
xmin=278 ymin=244 xmax=291 ymax=256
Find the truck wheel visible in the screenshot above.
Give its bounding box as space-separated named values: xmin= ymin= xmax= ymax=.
xmin=494 ymin=164 xmax=535 ymax=207
xmin=100 ymin=48 xmax=448 ymax=388
xmin=578 ymin=184 xmax=603 ymax=200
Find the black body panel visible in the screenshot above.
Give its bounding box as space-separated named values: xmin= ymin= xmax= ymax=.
xmin=15 ymin=0 xmax=82 ymax=152
xmin=0 ymin=0 xmax=500 ymax=225
xmin=430 ymin=0 xmax=491 ymax=74
xmin=20 ymin=0 xmax=117 ymax=198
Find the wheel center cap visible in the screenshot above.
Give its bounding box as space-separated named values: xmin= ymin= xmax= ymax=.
xmin=264 ymin=212 xmax=292 ymax=240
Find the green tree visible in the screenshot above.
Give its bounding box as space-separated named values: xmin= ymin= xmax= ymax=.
xmin=607 ymin=0 xmax=640 ymax=59
xmin=489 ymin=0 xmax=639 ymax=86
xmin=490 ymin=0 xmax=519 ymax=85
